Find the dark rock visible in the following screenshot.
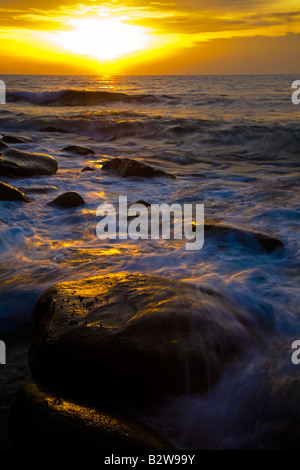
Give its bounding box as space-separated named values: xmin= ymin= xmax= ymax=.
xmin=249 ymin=231 xmax=284 ymax=253
xmin=81 ymin=166 xmax=95 ymax=172
xmin=204 ymin=223 xmax=284 ymax=254
xmin=131 ymin=200 xmax=151 ymax=207
xmin=19 ymin=185 xmax=58 ymax=194
xmin=0 ymin=148 xmax=58 ymax=177
xmin=50 ymin=191 xmax=85 ymax=208
xmin=1 ymin=135 xmax=27 ymax=144
xmin=0 ymin=181 xmax=30 ymax=202
xmin=9 ymin=382 xmax=174 ymax=450
xmin=0 ymin=140 xmax=8 ymax=152
xmin=62 ymin=145 xmax=95 ymax=155
xmin=29 ymin=273 xmax=273 ymax=406
xmin=40 ymin=127 xmax=69 ymax=133
xmin=190 ymin=173 xmax=207 ymax=178
xmin=102 ymin=157 xmax=176 ymax=179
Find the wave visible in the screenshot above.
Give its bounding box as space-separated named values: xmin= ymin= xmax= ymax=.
xmin=7 ymin=89 xmax=234 ymax=108
xmin=1 ymin=102 xmax=299 ymax=156
xmin=7 ymin=89 xmax=179 ymax=107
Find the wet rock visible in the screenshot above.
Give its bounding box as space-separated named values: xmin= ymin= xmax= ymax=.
xmin=131 ymin=200 xmax=151 ymax=207
xmin=19 ymin=185 xmax=58 ymax=194
xmin=204 ymin=223 xmax=284 ymax=254
xmin=81 ymin=166 xmax=95 ymax=172
xmin=0 ymin=140 xmax=8 ymax=152
xmin=62 ymin=145 xmax=95 ymax=155
xmin=29 ymin=273 xmax=273 ymax=406
xmin=0 ymin=148 xmax=58 ymax=177
xmin=102 ymin=157 xmax=176 ymax=179
xmin=40 ymin=127 xmax=69 ymax=133
xmin=1 ymin=135 xmax=27 ymax=144
xmin=0 ymin=181 xmax=30 ymax=202
xmin=9 ymin=382 xmax=174 ymax=450
xmin=50 ymin=191 xmax=85 ymax=208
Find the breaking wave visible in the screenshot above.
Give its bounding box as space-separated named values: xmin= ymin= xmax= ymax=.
xmin=7 ymin=89 xmax=179 ymax=107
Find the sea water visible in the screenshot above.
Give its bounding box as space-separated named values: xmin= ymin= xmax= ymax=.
xmin=0 ymin=74 xmax=299 ymax=449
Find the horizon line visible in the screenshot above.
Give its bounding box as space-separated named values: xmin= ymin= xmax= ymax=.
xmin=0 ymin=72 xmax=298 ymax=77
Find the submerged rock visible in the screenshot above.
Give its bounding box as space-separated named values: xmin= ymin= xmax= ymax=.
xmin=1 ymin=135 xmax=27 ymax=144
xmin=81 ymin=166 xmax=95 ymax=172
xmin=102 ymin=157 xmax=176 ymax=179
xmin=40 ymin=127 xmax=69 ymax=133
xmin=0 ymin=140 xmax=8 ymax=152
xmin=0 ymin=181 xmax=30 ymax=202
xmin=204 ymin=223 xmax=284 ymax=254
xmin=0 ymin=148 xmax=58 ymax=177
xmin=9 ymin=382 xmax=174 ymax=450
xmin=132 ymin=199 xmax=151 ymax=207
xmin=19 ymin=184 xmax=58 ymax=194
xmin=50 ymin=191 xmax=85 ymax=208
xmin=29 ymin=273 xmax=273 ymax=405
xmin=62 ymin=145 xmax=95 ymax=155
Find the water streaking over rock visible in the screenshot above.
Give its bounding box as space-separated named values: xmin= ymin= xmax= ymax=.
xmin=29 ymin=273 xmax=275 ymax=403
xmin=0 ymin=74 xmax=299 ymax=450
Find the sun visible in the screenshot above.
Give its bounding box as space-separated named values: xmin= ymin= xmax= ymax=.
xmin=49 ymin=17 xmax=150 ymax=61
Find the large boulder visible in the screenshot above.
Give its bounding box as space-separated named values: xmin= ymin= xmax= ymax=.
xmin=0 ymin=148 xmax=58 ymax=177
xmin=29 ymin=273 xmax=273 ymax=405
xmin=9 ymin=382 xmax=174 ymax=450
xmin=0 ymin=181 xmax=30 ymax=202
xmin=50 ymin=191 xmax=85 ymax=208
xmin=102 ymin=157 xmax=176 ymax=179
xmin=204 ymin=223 xmax=284 ymax=254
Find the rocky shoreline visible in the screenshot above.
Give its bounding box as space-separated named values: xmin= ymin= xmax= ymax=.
xmin=1 ymin=132 xmax=294 ymax=450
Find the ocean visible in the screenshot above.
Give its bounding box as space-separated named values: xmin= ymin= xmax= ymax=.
xmin=0 ymin=74 xmax=299 ymax=449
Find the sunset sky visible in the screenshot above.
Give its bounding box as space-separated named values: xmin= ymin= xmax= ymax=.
xmin=0 ymin=0 xmax=299 ymax=74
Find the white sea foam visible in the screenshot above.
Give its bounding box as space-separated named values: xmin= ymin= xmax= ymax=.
xmin=0 ymin=74 xmax=299 ymax=448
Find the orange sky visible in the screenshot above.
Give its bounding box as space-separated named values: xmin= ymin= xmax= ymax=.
xmin=0 ymin=0 xmax=299 ymax=74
